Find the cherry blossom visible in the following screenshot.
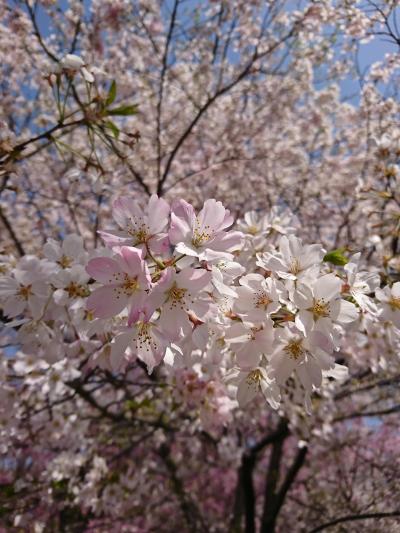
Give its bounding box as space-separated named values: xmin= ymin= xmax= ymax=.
xmin=43 ymin=234 xmax=87 ymax=270
xmin=269 ymin=324 xmax=336 ymax=393
xmin=99 ymin=194 xmax=170 ymax=256
xmin=59 ymin=53 xmax=95 ymax=83
xmin=343 ymin=253 xmax=380 ymax=313
xmin=376 ymin=282 xmax=400 ymax=328
xmin=1 ymin=1 xmax=400 ymax=529
xmin=225 ymin=366 xmax=280 ymax=408
xmin=257 ymin=235 xmax=325 ymax=281
xmin=110 ymin=319 xmax=170 ymax=373
xmin=233 ymin=273 xmax=285 ymax=322
xmin=148 ymin=266 xmax=213 ymax=339
xmin=0 ymin=257 xmax=50 ymax=319
xmin=293 ymin=273 xmax=359 ymax=336
xmin=169 ymin=199 xmax=243 ymax=261
xmin=225 ymin=319 xmax=275 ymax=369
xmin=86 ymin=246 xmax=151 ymax=320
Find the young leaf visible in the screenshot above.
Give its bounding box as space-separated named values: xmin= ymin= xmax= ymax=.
xmin=106 ymin=80 xmax=117 ymax=106
xmin=107 ymin=104 xmax=138 ymax=116
xmin=323 ymin=248 xmax=349 ymax=266
xmin=104 ymin=120 xmax=120 ymax=139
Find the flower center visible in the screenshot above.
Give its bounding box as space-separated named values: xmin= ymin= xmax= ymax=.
xmin=247 ymin=225 xmax=259 ymax=235
xmin=290 ymin=258 xmax=301 ymax=275
xmin=122 ymin=275 xmax=139 ymax=295
xmin=126 ymin=218 xmax=150 ymax=244
xmin=255 ymin=291 xmax=272 ymax=309
xmin=311 ymin=298 xmax=330 ymax=319
xmin=388 ymin=297 xmax=400 ymax=311
xmin=136 ymin=322 xmax=157 ymax=351
xmin=167 ymin=283 xmax=187 ymax=306
xmin=192 ymin=221 xmax=212 ymax=248
xmin=18 ymin=285 xmax=33 ymax=300
xmin=248 ymin=326 xmax=262 ymax=341
xmin=66 ymin=282 xmax=89 ymax=298
xmin=85 ymin=310 xmax=94 ymax=321
xmin=284 ymin=338 xmax=305 ymax=360
xmin=58 ymin=254 xmax=73 ymax=268
xmin=246 ymin=369 xmax=263 ymax=386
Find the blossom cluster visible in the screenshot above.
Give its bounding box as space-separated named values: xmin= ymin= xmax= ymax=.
xmin=2 ymin=195 xmax=398 ymax=422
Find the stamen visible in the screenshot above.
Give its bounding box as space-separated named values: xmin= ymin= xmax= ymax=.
xmin=66 ymin=282 xmax=89 ymax=298
xmin=18 ymin=285 xmax=33 ymax=300
xmin=255 ymin=291 xmax=272 ymax=308
xmin=246 ymin=368 xmax=263 ymax=385
xmin=284 ymin=338 xmax=304 ymax=360
xmin=58 ymin=255 xmax=73 ymax=268
xmin=122 ymin=275 xmax=139 ymax=295
xmin=311 ymin=298 xmax=330 ymax=319
xmin=192 ymin=220 xmax=213 ymax=248
xmin=167 ymin=283 xmax=187 ymax=309
xmin=290 ymin=258 xmax=301 ymax=275
xmin=388 ymin=296 xmax=400 ymax=311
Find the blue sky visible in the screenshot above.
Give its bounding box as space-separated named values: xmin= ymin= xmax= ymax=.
xmin=30 ymin=0 xmax=400 ymax=107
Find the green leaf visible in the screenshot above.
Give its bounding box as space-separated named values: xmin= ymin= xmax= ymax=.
xmin=107 ymin=104 xmax=138 ymax=116
xmin=106 ymin=80 xmax=117 ymax=106
xmin=323 ymin=248 xmax=349 ymax=266
xmin=104 ymin=120 xmax=120 ymax=139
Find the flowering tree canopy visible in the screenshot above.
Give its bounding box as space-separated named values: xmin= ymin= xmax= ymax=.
xmin=1 ymin=1 xmax=400 ymax=531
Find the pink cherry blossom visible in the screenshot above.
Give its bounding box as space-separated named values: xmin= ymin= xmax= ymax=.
xmin=86 ymin=246 xmax=151 ymax=320
xmin=257 ymin=235 xmax=325 ymax=281
xmin=269 ymin=324 xmax=335 ymax=392
xmin=169 ymin=199 xmax=243 ymax=261
xmin=147 ymin=266 xmax=213 ymax=340
xmin=110 ymin=319 xmax=169 ymax=373
xmin=99 ymin=194 xmax=170 ymax=256
xmin=376 ymin=282 xmax=400 ymax=328
xmin=233 ymin=273 xmax=284 ymax=322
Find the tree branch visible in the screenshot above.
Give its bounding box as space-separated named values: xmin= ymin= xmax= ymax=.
xmin=156 ymin=0 xmax=179 ymax=183
xmin=158 ymin=443 xmax=208 ymax=532
xmin=156 ymin=19 xmax=302 ymax=195
xmin=0 ymin=204 xmax=25 ymax=256
xmin=260 ymin=422 xmax=287 ymax=533
xmin=309 ymin=511 xmax=400 ymax=533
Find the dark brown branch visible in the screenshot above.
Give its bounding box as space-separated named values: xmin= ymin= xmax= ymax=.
xmin=239 ymin=452 xmax=256 ymax=533
xmin=260 ymin=421 xmax=288 ymax=533
xmin=156 ymin=0 xmax=179 ymax=183
xmin=69 ymin=10 xmax=82 ymax=54
xmin=231 ymin=421 xmax=290 ymax=532
xmin=334 ymin=404 xmax=400 ymax=422
xmin=24 ymin=0 xmax=59 ymax=63
xmin=156 ymin=20 xmax=303 ymax=195
xmin=0 ymin=204 xmax=25 ymax=256
xmin=93 ymin=193 xmax=103 ymax=248
xmin=99 ymin=131 xmax=150 ymax=196
xmin=1 ymin=119 xmax=85 ymax=163
xmin=270 ymin=445 xmax=308 ymax=527
xmin=308 ymin=511 xmax=400 ymax=533
xmin=158 ymin=443 xmax=208 ymax=532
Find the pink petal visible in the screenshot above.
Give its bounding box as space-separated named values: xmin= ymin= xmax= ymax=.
xmin=198 ymin=199 xmax=226 ymax=232
xmin=112 ymin=197 xmax=140 ymax=228
xmin=177 ymin=268 xmax=211 ymax=291
xmin=86 ymin=257 xmax=122 ymax=283
xmin=118 ymin=246 xmax=144 ymax=277
xmin=169 ymin=212 xmax=192 ymax=244
xmin=148 ymin=195 xmax=170 ymax=234
xmin=87 ymin=286 xmax=128 ymax=318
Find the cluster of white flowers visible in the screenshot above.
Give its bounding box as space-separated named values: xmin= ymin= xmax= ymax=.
xmin=1 ymin=196 xmax=399 ymax=421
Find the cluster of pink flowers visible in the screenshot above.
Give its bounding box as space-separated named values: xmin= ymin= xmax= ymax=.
xmin=2 ymin=195 xmax=399 ymax=420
